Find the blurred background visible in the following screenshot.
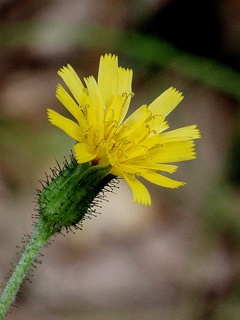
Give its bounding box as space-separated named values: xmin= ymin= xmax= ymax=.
xmin=1 ymin=0 xmax=240 ymax=319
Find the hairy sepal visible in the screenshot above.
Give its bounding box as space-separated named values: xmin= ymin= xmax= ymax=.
xmin=38 ymin=160 xmax=112 ymax=235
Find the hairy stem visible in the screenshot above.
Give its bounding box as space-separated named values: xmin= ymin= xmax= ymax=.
xmin=0 ymin=221 xmax=51 ymax=319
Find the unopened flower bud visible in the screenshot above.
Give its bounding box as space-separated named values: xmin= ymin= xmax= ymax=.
xmin=38 ymin=157 xmax=112 ymax=236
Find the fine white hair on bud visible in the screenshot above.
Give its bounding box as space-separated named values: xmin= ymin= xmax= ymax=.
xmin=37 ymin=154 xmax=114 ymax=236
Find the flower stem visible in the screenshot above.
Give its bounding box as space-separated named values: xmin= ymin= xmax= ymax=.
xmin=0 ymin=221 xmax=51 ymax=319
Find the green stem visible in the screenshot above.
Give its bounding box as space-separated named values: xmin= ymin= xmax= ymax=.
xmin=0 ymin=221 xmax=51 ymax=319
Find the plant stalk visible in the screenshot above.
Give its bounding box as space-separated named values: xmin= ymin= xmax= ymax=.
xmin=0 ymin=221 xmax=51 ymax=319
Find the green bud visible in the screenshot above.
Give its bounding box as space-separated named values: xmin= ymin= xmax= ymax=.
xmin=38 ymin=157 xmax=113 ymax=236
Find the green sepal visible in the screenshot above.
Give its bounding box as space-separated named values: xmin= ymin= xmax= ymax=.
xmin=38 ymin=159 xmax=112 ymax=236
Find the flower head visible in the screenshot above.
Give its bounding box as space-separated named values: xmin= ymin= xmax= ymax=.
xmin=48 ymin=54 xmax=200 ymax=206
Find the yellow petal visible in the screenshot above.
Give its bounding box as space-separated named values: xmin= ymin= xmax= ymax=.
xmin=105 ymin=94 xmax=123 ymax=125
xmin=125 ymin=124 xmax=150 ymax=145
xmin=141 ymin=171 xmax=185 ymax=188
xmin=58 ymin=64 xmax=85 ymax=104
xmin=111 ymin=167 xmax=151 ymax=206
xmin=100 ymin=60 xmax=133 ymax=124
xmin=142 ymin=134 xmax=165 ymax=149
xmin=119 ymin=162 xmax=178 ymax=175
xmin=143 ymin=125 xmax=200 ymax=149
xmin=117 ymin=164 xmax=146 ymax=175
xmin=116 ymin=105 xmax=151 ymax=138
xmin=129 ymin=161 xmax=178 ymax=173
xmin=124 ymin=173 xmax=151 ymax=206
xmin=119 ymin=145 xmax=148 ymax=162
xmin=74 ymin=142 xmax=97 ymax=163
xmin=117 ymin=68 xmax=133 ymax=123
xmin=84 ymin=76 xmax=104 ymax=128
xmin=98 ymin=53 xmax=118 ymax=107
xmin=149 ymin=140 xmax=196 ymax=163
xmin=47 ymin=109 xmax=81 ymax=141
xmin=56 ymin=84 xmax=88 ymax=132
xmin=145 ymin=115 xmax=169 ymax=135
xmin=159 ymin=125 xmax=201 ymax=143
xmin=148 ymin=87 xmax=183 ymax=118
xmin=117 ymin=67 xmax=133 ymax=96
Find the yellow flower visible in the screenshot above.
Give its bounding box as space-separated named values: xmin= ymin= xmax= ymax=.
xmin=48 ymin=54 xmax=200 ymax=206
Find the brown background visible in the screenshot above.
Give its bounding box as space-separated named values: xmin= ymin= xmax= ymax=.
xmin=1 ymin=0 xmax=240 ymax=319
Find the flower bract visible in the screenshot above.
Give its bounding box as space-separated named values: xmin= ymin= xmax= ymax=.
xmin=48 ymin=54 xmax=200 ymax=206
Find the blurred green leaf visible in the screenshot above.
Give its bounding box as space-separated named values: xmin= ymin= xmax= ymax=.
xmin=1 ymin=23 xmax=240 ymax=101
xmin=202 ymin=182 xmax=240 ymax=247
xmin=0 ymin=118 xmax=72 ymax=161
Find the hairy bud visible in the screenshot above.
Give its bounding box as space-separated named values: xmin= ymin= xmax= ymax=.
xmin=38 ymin=157 xmax=112 ymax=236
